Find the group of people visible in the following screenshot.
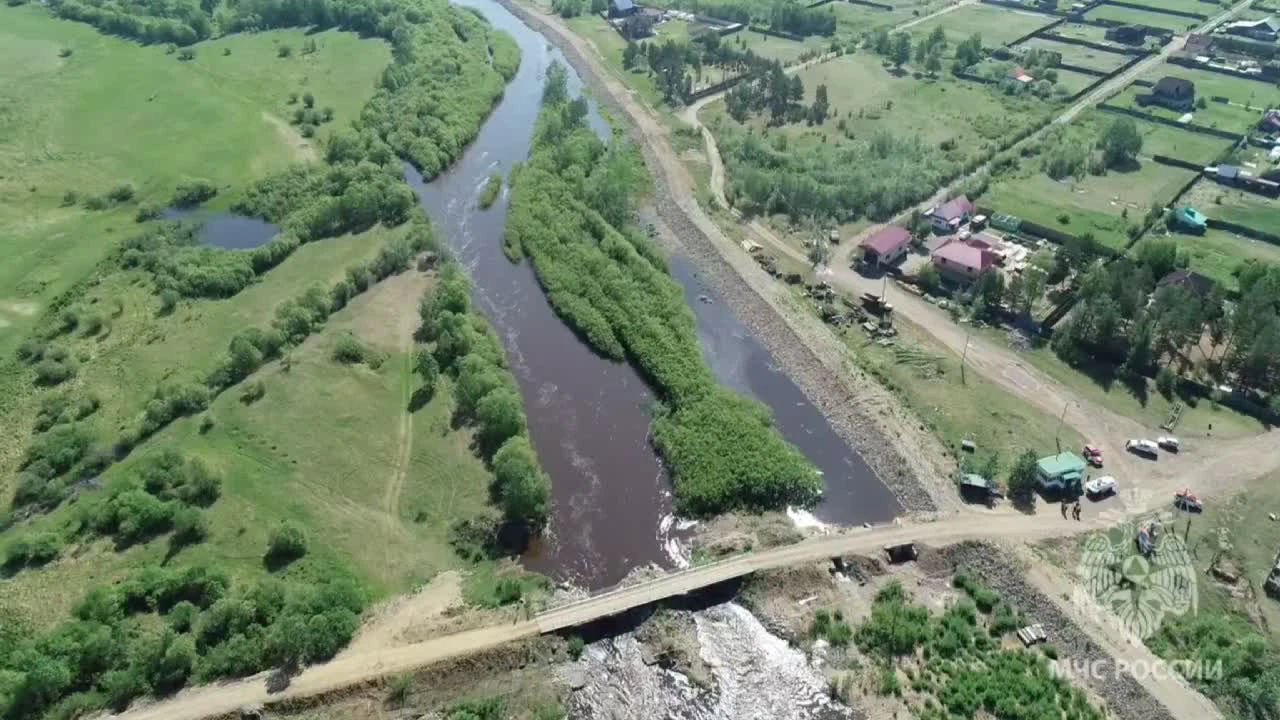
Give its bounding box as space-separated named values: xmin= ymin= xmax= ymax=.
xmin=1061 ymin=500 xmax=1082 ymax=521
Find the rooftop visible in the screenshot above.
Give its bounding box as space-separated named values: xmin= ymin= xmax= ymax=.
xmin=931 ymin=195 xmax=973 ymax=221
xmin=1037 ymin=452 xmax=1087 ymax=477
xmin=932 ymin=239 xmax=995 ymax=272
xmin=860 ymin=225 xmax=911 ymax=256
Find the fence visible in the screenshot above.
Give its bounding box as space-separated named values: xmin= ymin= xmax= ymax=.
xmin=1057 ymin=61 xmax=1108 ymax=77
xmin=848 ymin=0 xmax=894 ymax=9
xmin=1098 ymin=0 xmax=1206 ymax=20
xmin=687 ymin=73 xmax=746 ymax=102
xmin=1063 ymin=51 xmax=1150 ymax=102
xmin=1096 ymin=103 xmax=1246 ymax=141
xmin=1151 ymin=154 xmax=1207 ymax=171
xmin=1037 ymin=31 xmax=1146 ymax=55
xmin=746 ymin=25 xmax=804 ymax=41
xmin=1006 ymin=16 xmax=1067 ymax=46
xmin=981 ymin=0 xmax=1071 ymax=17
xmin=1166 ymin=55 xmax=1280 ymax=86
xmin=1206 ymin=218 xmax=1280 ymax=246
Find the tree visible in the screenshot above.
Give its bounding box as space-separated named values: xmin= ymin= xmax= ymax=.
xmin=491 ymin=437 xmax=550 ymax=528
xmin=622 ymin=40 xmax=639 ymax=70
xmin=809 ymin=83 xmax=829 ymax=125
xmin=916 ymin=263 xmax=942 ymax=295
xmin=891 ymin=32 xmax=912 ymax=70
xmin=1124 ymin=314 xmax=1155 ymax=376
xmin=1100 ymin=117 xmax=1142 ymax=169
xmin=414 ymin=349 xmax=439 ymax=396
xmin=925 ymin=51 xmax=942 ymax=76
xmin=265 ymin=522 xmax=307 ymax=567
xmin=302 ymin=92 xmax=315 ymax=109
xmin=807 ymin=238 xmax=831 ymax=269
xmin=1007 ymin=449 xmax=1039 ymax=506
xmin=475 ymin=387 xmax=526 ymax=457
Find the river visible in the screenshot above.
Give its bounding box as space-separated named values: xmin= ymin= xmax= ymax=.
xmin=410 ymin=0 xmax=899 ymax=590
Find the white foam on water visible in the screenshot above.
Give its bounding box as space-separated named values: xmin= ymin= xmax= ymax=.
xmin=787 ymin=506 xmax=829 ymax=531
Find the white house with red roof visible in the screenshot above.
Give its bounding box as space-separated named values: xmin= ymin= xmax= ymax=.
xmin=931 ymin=238 xmax=997 ymax=284
xmin=928 ymin=196 xmax=974 ymax=233
xmin=858 ymin=225 xmax=911 ymax=269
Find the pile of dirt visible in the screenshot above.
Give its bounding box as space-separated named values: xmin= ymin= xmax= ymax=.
xmin=634 ymin=610 xmax=714 ymax=688
xmin=692 ymin=512 xmax=805 ymax=560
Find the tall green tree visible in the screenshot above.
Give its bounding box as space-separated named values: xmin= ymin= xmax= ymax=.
xmin=1100 ymin=117 xmax=1142 ymax=169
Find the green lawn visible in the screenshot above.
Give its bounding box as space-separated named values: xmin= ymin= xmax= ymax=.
xmin=0 ymin=279 xmax=498 ymax=629
xmin=1142 ymin=225 xmax=1280 ymax=292
xmin=1122 ymin=0 xmax=1216 ymax=16
xmin=737 ymin=29 xmax=827 ymax=65
xmin=909 ymin=4 xmax=1057 ymax=48
xmin=1087 ymin=4 xmax=1200 ymax=31
xmin=1052 ymin=20 xmax=1119 ymax=43
xmin=1114 ymin=86 xmax=1263 ymax=135
xmin=1183 ymin=179 xmax=1280 ymax=233
xmin=829 ymin=0 xmax=954 ymax=34
xmin=983 ymin=161 xmax=1197 ymax=251
xmin=789 ymin=52 xmax=1049 ymax=159
xmin=1135 ymin=121 xmax=1234 ymax=164
xmin=822 ymin=300 xmax=1085 ymax=472
xmin=1055 ymin=68 xmax=1102 ymax=94
xmin=1019 ymin=36 xmax=1130 ymax=72
xmin=985 ymin=330 xmax=1266 ymax=438
xmin=0 ymin=4 xmax=389 ymax=356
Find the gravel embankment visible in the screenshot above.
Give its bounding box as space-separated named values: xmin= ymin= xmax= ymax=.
xmin=495 ymin=0 xmax=945 ymax=515
xmin=942 ymin=542 xmax=1177 ymax=720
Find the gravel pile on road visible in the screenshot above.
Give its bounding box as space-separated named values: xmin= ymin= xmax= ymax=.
xmin=495 ymin=0 xmax=940 ymax=515
xmin=942 ymin=542 xmax=1176 ymax=720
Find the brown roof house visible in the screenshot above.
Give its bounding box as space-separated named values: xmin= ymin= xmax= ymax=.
xmin=859 ymin=226 xmax=912 ymax=270
xmin=1142 ymin=77 xmax=1195 ymax=112
xmin=931 ymin=238 xmax=997 ymax=284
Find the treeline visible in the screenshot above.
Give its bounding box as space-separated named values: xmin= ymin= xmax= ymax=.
xmin=1053 ymin=241 xmax=1280 ymax=400
xmin=417 ymin=266 xmax=552 ymax=541
xmin=503 ymin=64 xmax=821 ymax=516
xmin=0 ymin=560 xmax=365 ymax=719
xmin=719 ymin=126 xmax=961 ymax=224
xmin=672 ymin=0 xmax=835 ymax=37
xmin=625 ymin=31 xmax=796 ymax=107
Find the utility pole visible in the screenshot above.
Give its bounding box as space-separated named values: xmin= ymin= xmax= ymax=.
xmin=961 ymin=330 xmax=971 ymax=385
xmin=1055 ymin=400 xmax=1069 ymax=454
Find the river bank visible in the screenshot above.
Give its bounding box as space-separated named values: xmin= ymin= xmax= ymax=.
xmin=494 ymin=0 xmax=958 ymax=517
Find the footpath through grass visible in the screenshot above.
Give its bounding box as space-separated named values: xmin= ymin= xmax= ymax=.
xmin=0 ymin=5 xmax=389 ymax=356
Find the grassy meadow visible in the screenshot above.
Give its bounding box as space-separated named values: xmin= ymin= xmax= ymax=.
xmin=0 ymin=4 xmax=389 ymax=356
xmin=1184 ymin=180 xmax=1280 ymax=234
xmin=1086 ymin=3 xmax=1200 ymax=31
xmin=908 ymin=4 xmax=1057 ymax=48
xmin=1147 ymin=227 xmax=1280 ymax=292
xmin=1018 ymin=36 xmax=1130 ymax=72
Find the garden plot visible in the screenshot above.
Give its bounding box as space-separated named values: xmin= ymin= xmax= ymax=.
xmin=908 ymin=3 xmax=1057 ymax=48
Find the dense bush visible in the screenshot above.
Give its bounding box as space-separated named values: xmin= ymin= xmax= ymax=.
xmin=490 ymin=437 xmax=550 ymax=528
xmin=504 ymin=75 xmax=821 ymax=516
xmin=478 ymin=172 xmax=502 ymax=209
xmin=33 ymin=392 xmax=100 ymax=433
xmin=265 ymin=523 xmax=308 ymax=567
xmin=171 ymin=178 xmax=217 ymax=208
xmin=22 ymin=424 xmax=93 ymax=477
xmin=331 ymin=334 xmax=368 ymax=364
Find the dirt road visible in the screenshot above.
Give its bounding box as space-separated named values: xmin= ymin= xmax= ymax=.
xmin=110 ymin=513 xmax=1109 ymax=720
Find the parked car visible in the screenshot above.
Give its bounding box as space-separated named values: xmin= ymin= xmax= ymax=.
xmin=1125 ymin=439 xmax=1159 ymax=458
xmin=1082 ymin=444 xmax=1103 ymax=468
xmin=1157 ymin=436 xmax=1181 ymax=452
xmin=1085 ymin=476 xmax=1118 ymax=498
xmin=1174 ymin=489 xmax=1202 ymax=512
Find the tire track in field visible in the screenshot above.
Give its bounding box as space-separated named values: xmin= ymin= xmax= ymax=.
xmin=381 ymin=294 xmax=418 ymax=577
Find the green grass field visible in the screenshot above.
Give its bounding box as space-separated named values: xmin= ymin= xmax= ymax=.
xmin=821 ymin=301 xmax=1085 ymax=473
xmin=0 ymin=269 xmax=501 ymax=630
xmin=1172 ymin=227 xmax=1280 ymax=291
xmin=1184 ymin=179 xmax=1280 ymax=232
xmin=983 ymin=327 xmax=1266 ymax=437
xmin=737 ymin=29 xmax=827 ymax=65
xmin=1054 ymin=68 xmax=1101 ymax=94
xmin=1129 ymin=0 xmax=1220 ymax=16
xmin=829 ymin=0 xmax=954 ymax=34
xmin=788 ymin=53 xmax=1048 ymax=160
xmin=1120 ymin=65 xmax=1280 ymax=134
xmin=1087 ymin=3 xmax=1200 ymax=31
xmin=1052 ymin=20 xmax=1118 ymax=43
xmin=0 ymin=4 xmax=389 ymax=357
xmin=909 ymin=4 xmax=1057 ymax=48
xmin=1019 ymin=36 xmax=1130 ymax=72
xmin=1114 ymin=86 xmax=1264 ymax=135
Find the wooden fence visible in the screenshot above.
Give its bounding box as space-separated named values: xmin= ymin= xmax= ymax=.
xmin=1098 ymin=0 xmax=1206 ymax=20
xmin=1037 ymin=31 xmax=1146 ymax=55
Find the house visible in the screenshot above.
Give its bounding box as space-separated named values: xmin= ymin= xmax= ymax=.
xmin=1158 ymin=269 xmax=1215 ymax=297
xmin=859 ymin=225 xmax=912 ymax=270
xmin=608 ymin=0 xmax=638 ymax=18
xmin=1105 ymin=25 xmax=1147 ymax=45
xmin=928 ymin=195 xmax=973 ymax=233
xmin=1224 ymin=16 xmax=1280 ymax=42
xmin=1145 ymin=76 xmax=1196 ymax=111
xmin=1036 ymin=452 xmax=1087 ymax=494
xmin=1008 ymin=66 xmax=1034 ymax=84
xmin=1183 ymin=33 xmax=1213 ymax=57
xmin=931 ymin=238 xmax=997 ymax=284
xmin=1168 ymin=205 xmax=1207 ymax=234
xmin=1260 ymin=109 xmax=1280 ymax=133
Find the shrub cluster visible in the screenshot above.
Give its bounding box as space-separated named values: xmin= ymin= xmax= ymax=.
xmin=171 ymin=178 xmax=217 ymax=208
xmin=0 ymin=562 xmax=365 ymax=719
xmin=503 ymin=70 xmax=821 ymax=516
xmin=419 ymin=266 xmax=551 ymax=531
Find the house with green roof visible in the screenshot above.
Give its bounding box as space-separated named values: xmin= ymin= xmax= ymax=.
xmin=1036 ymin=452 xmax=1086 ymax=494
xmin=1169 ymin=206 xmax=1207 ymax=234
